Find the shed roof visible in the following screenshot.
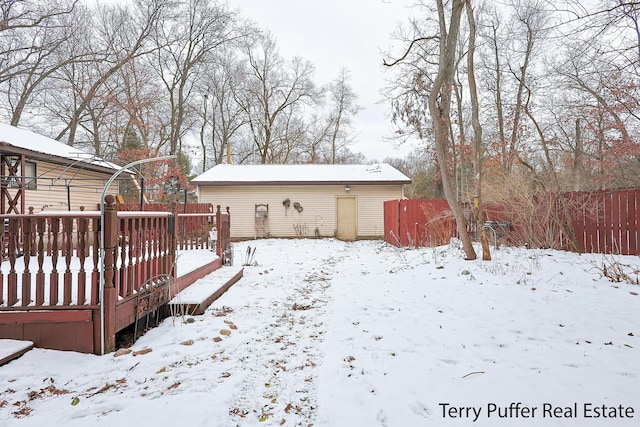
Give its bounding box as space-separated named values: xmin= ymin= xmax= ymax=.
xmin=0 ymin=123 xmax=119 ymax=172
xmin=191 ymin=163 xmax=411 ymax=186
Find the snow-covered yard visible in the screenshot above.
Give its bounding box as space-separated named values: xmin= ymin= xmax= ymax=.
xmin=1 ymin=238 xmax=639 ymax=426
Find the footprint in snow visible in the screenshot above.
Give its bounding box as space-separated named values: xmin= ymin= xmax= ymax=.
xmin=409 ymin=401 xmax=432 ymax=418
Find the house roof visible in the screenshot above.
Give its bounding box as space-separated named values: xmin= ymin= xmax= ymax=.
xmin=191 ymin=163 xmax=411 ymax=186
xmin=0 ymin=123 xmax=120 ymax=173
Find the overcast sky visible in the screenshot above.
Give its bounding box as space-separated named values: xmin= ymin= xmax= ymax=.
xmin=230 ymin=0 xmax=417 ymax=162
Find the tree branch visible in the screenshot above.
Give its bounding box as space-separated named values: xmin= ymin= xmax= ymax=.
xmin=383 ymin=36 xmax=436 ymax=67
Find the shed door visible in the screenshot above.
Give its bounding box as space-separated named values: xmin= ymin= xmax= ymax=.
xmin=336 ymin=196 xmax=357 ymax=240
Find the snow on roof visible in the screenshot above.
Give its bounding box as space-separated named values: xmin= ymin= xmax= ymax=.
xmin=191 ymin=163 xmax=411 ymax=186
xmin=0 ymin=123 xmax=119 ymax=171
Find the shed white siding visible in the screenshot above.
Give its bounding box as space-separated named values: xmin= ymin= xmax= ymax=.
xmin=198 ymin=184 xmax=402 ymax=239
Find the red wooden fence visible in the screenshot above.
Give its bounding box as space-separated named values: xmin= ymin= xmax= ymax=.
xmin=384 ymin=199 xmax=455 ymax=248
xmin=562 ymin=189 xmax=640 ymax=255
xmin=385 ymin=188 xmax=640 ymax=256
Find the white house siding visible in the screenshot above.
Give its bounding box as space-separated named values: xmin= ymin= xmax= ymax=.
xmin=354 ymin=185 xmax=401 ymax=237
xmin=20 ymin=160 xmax=115 ymax=213
xmin=197 ymin=184 xmax=403 ymax=240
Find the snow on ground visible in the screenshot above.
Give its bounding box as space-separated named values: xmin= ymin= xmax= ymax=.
xmin=1 ymin=238 xmax=639 ymax=426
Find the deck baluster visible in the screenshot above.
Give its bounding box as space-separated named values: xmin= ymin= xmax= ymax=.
xmin=119 ymin=217 xmax=128 ymax=298
xmin=151 ymin=218 xmax=158 ymax=279
xmin=49 ymin=217 xmax=60 ymax=305
xmin=127 ymin=217 xmax=135 ymax=297
xmin=140 ymin=217 xmax=148 ymax=293
xmin=7 ymin=218 xmax=19 ymax=306
xmin=63 ymin=217 xmax=73 ymax=305
xmin=21 ymin=215 xmax=32 ymax=306
xmin=77 ymin=215 xmax=87 ymax=305
xmin=159 ymin=217 xmax=167 ymax=275
xmin=35 ymin=217 xmax=45 ymax=305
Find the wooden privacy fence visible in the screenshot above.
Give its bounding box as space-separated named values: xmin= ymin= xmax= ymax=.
xmin=0 ymin=197 xmax=231 ymax=354
xmin=556 ymin=189 xmax=640 ymax=255
xmin=384 ymin=199 xmax=455 ymax=248
xmin=384 ymin=188 xmax=640 ymax=256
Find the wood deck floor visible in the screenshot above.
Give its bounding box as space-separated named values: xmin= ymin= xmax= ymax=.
xmin=0 ymin=339 xmax=34 ymax=365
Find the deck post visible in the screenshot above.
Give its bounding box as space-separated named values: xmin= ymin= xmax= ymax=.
xmin=102 ymin=195 xmax=118 ymax=353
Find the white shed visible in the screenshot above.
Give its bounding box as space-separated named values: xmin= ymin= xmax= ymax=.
xmin=191 ymin=163 xmax=411 ymax=240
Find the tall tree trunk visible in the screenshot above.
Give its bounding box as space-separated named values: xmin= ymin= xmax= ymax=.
xmin=428 ymin=0 xmax=476 ymax=260
xmin=490 ymin=23 xmax=507 ymax=167
xmin=465 ymin=0 xmax=488 ymax=259
xmin=573 ymin=118 xmax=584 ymax=191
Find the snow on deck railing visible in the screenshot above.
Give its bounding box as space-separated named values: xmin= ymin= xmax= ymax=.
xmin=0 ymin=201 xmax=231 ymax=310
xmin=0 ymin=203 xmax=177 ymax=309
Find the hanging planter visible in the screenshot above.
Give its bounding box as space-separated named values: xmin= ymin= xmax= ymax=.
xmin=282 ymin=198 xmax=290 ymax=208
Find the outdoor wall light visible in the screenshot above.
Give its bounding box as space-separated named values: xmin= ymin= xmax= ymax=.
xmin=345 ymin=185 xmax=350 ymax=192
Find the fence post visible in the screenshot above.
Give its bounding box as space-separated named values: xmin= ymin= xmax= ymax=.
xmin=103 ymin=195 xmax=118 ymax=354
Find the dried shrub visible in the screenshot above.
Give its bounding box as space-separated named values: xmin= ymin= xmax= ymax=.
xmin=483 ymin=171 xmax=582 ymax=250
xmin=420 ymin=204 xmax=456 ymax=247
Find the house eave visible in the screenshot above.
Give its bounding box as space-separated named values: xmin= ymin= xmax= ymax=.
xmin=0 ymin=142 xmax=117 ymax=175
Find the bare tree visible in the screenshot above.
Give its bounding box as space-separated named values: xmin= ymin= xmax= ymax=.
xmin=54 ymin=0 xmax=167 ymax=148
xmin=326 ymin=68 xmax=362 ymax=164
xmin=197 ymin=49 xmax=249 ymax=170
xmin=150 ymin=0 xmax=240 ymax=156
xmin=115 ymin=58 xmax=166 ymax=151
xmin=236 ymin=32 xmax=319 ymax=164
xmin=384 ymin=0 xmax=477 ymax=259
xmin=0 ymin=0 xmax=80 ymax=124
xmin=0 ymin=0 xmax=78 ymax=33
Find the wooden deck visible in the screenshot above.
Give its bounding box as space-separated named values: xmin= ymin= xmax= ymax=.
xmin=0 ymin=339 xmax=34 ymax=365
xmin=0 ymin=260 xmax=243 ymax=357
xmin=0 ymin=199 xmax=234 ymax=355
xmin=168 ymin=267 xmax=243 ymax=315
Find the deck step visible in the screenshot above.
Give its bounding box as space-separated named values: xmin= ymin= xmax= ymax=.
xmin=0 ymin=339 xmax=34 ymax=366
xmin=168 ymin=267 xmax=243 ymax=316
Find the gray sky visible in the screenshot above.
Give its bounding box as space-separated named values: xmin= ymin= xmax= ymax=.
xmin=230 ymin=0 xmax=417 ymax=162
